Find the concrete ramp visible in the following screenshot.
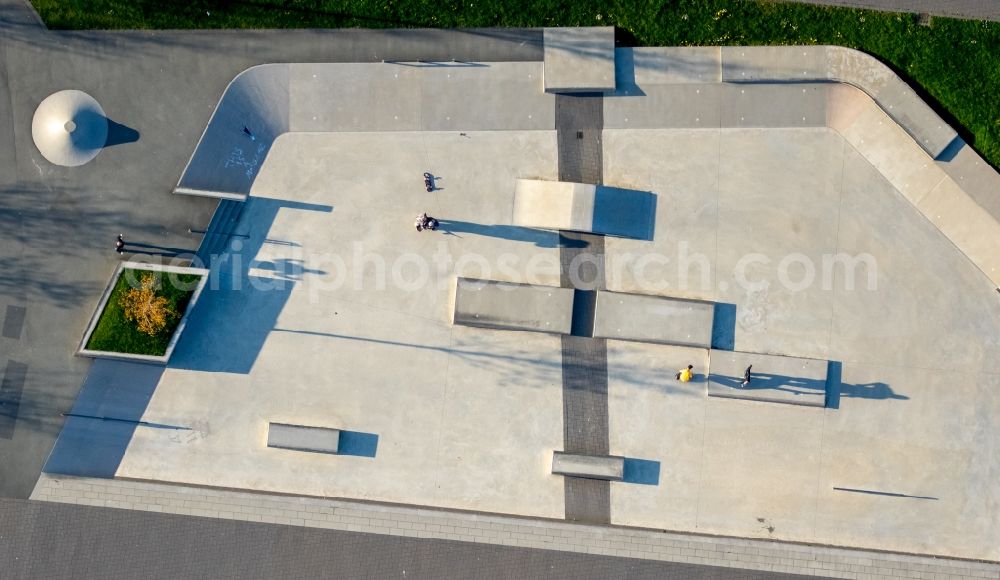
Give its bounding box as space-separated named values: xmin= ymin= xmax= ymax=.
xmin=175 ymin=64 xmax=290 ymax=201
xmin=452 ymin=277 xmax=573 ymax=335
xmin=551 ymin=451 xmax=624 ymax=481
xmin=512 ymin=179 xmax=656 ymax=239
xmin=592 ymin=291 xmax=714 ymax=348
xmin=708 ymin=350 xmax=829 ymax=407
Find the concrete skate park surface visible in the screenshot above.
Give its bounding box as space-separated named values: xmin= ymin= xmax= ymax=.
xmin=37 ymin=44 xmax=1000 ymax=561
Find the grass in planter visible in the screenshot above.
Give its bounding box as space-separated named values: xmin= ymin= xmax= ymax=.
xmin=27 ymin=0 xmax=1000 ymax=170
xmin=85 ymin=269 xmax=202 ymax=356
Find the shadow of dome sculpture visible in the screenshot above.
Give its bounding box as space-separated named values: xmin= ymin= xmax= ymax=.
xmin=31 ymin=90 xmax=109 ymax=167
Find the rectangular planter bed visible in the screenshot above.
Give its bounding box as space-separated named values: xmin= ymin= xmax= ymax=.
xmin=76 ymin=261 xmax=209 ymax=365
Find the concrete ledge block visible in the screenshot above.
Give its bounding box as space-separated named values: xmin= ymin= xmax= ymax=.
xmin=452 ymin=277 xmax=574 ymax=334
xmin=708 ymin=350 xmax=828 ymax=407
xmin=592 ymin=291 xmax=714 ymax=347
xmin=552 ymin=451 xmax=624 ymax=481
xmin=543 ymin=27 xmax=616 ymax=93
xmin=267 ymin=422 xmax=340 ymax=454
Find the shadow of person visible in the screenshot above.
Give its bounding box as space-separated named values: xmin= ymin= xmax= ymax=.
xmin=252 ymin=258 xmax=327 ymax=281
xmin=840 ymin=381 xmax=908 ymax=400
xmin=436 ymin=219 xmax=574 ymax=248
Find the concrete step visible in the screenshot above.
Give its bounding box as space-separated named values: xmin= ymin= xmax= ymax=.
xmin=195 ymin=199 xmax=246 ymax=264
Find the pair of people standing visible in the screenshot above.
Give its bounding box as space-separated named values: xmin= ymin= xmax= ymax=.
xmin=414 ymin=212 xmax=438 ymax=232
xmin=674 ymin=364 xmax=752 ymax=387
xmin=415 ymin=171 xmax=440 ymax=232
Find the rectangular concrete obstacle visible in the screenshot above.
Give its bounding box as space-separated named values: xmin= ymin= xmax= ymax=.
xmin=512 ymin=179 xmax=656 ymax=239
xmin=543 ymin=27 xmax=616 ymax=93
xmin=592 ymin=292 xmax=715 ymax=347
xmin=452 ymin=277 xmax=574 ymax=335
xmin=552 ymin=451 xmax=625 ymax=481
xmin=267 ymin=422 xmax=340 ymax=454
xmin=707 ymin=350 xmax=828 ymax=407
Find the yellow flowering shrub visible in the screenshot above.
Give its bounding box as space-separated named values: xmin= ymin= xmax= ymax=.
xmin=118 ymin=273 xmax=178 ymax=336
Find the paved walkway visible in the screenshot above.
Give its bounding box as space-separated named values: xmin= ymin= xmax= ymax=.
xmin=780 ymin=0 xmax=1000 ymax=21
xmin=31 ymin=474 xmax=1000 ymax=580
xmin=0 ymin=497 xmax=822 ymax=580
xmin=555 ymin=92 xmax=614 ymax=524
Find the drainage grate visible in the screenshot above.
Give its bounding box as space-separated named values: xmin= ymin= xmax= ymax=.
xmin=2 ymin=306 xmax=26 ymax=340
xmin=0 ymin=361 xmax=28 ymax=439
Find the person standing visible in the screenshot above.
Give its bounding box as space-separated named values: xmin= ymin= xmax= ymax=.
xmin=741 ymin=364 xmax=753 ymax=388
xmin=115 ymin=234 xmax=125 ymax=254
xmin=675 ymin=364 xmax=694 ymax=382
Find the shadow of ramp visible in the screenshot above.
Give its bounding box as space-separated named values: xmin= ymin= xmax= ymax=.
xmin=710 ymin=303 xmax=736 ymax=350
xmin=612 ymin=47 xmax=647 ymax=97
xmin=622 ymin=458 xmax=660 ymax=485
xmin=592 ymin=186 xmax=657 ymax=240
xmin=337 ymin=431 xmax=379 ymax=458
xmin=43 ymin=360 xmax=164 ymax=478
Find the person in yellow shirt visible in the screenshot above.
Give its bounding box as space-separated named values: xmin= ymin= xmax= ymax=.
xmin=675 ymin=365 xmax=694 ymax=382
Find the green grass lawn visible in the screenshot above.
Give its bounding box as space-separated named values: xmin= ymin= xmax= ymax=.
xmin=29 ymin=0 xmax=1000 ymax=168
xmin=85 ymin=269 xmax=202 ymax=356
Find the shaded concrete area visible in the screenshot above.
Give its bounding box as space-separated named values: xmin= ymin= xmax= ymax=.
xmin=0 ymin=13 xmax=542 ymax=499
xmin=43 ymin=361 xmax=165 ymax=478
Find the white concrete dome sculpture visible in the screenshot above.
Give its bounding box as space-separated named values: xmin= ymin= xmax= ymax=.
xmin=31 ymin=90 xmax=108 ymax=167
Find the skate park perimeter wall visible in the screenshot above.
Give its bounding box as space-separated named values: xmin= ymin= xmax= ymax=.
xmin=175 ymin=45 xmax=1000 ymax=286
xmin=608 ymin=45 xmax=1000 ymax=287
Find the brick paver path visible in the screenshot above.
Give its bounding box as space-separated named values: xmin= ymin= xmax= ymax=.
xmin=30 ymin=475 xmax=1000 ymax=580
